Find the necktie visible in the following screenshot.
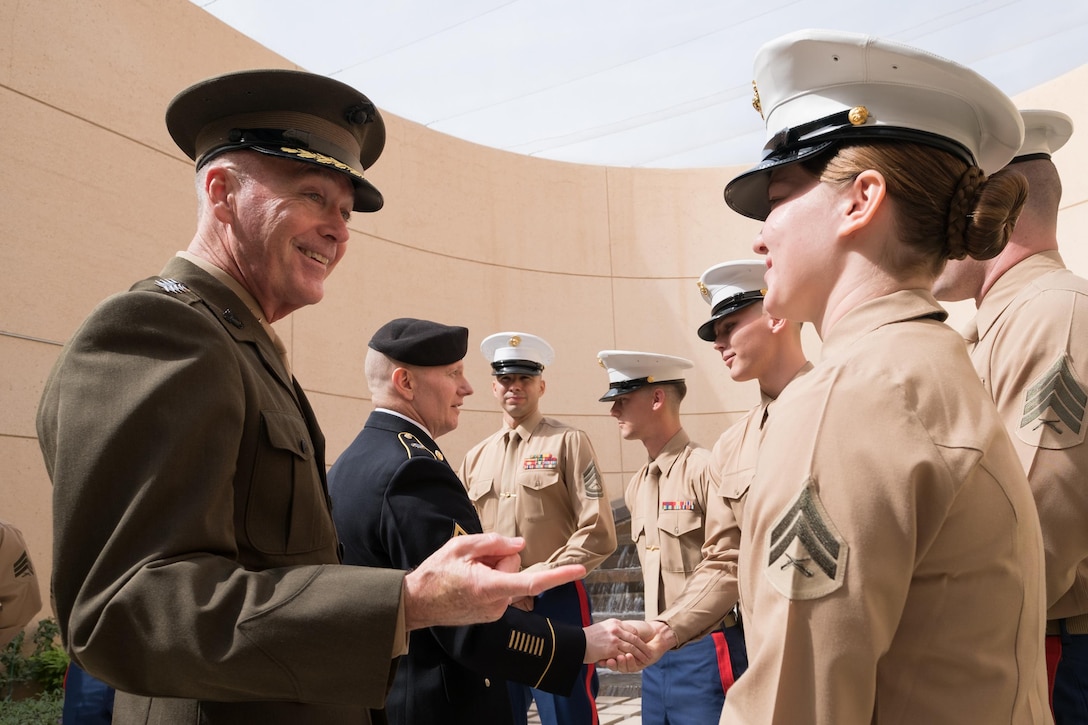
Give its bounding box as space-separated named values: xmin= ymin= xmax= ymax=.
xmin=496 ymin=430 xmax=521 ymax=537
xmin=641 ymin=462 xmax=663 ymax=618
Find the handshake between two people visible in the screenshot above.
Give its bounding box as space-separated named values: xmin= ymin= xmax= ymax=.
xmin=398 ymin=532 xmax=673 ymax=672
xmin=582 ymin=618 xmax=677 ymax=670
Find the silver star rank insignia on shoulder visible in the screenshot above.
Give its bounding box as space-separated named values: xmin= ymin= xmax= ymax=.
xmin=1018 ymin=353 xmax=1087 ymax=449
xmin=766 ymin=480 xmax=847 ymax=600
xmin=155 ymin=278 xmax=189 ymax=294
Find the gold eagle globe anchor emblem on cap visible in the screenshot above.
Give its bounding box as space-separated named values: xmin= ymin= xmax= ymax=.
xmin=697 ymin=280 xmax=710 ymax=300
xmin=751 ymin=81 xmax=763 ymax=119
xmin=509 ymin=335 xmax=521 ymax=347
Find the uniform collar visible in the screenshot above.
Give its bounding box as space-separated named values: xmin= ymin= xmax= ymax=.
xmin=650 ymin=428 xmax=692 ymax=478
xmin=177 ymin=251 xmax=290 ymax=374
xmin=974 ymin=250 xmax=1066 ymax=342
xmin=507 ymin=410 xmax=544 ymax=440
xmin=374 ymin=407 xmax=435 ymax=441
xmin=820 ymin=289 xmax=948 ymax=361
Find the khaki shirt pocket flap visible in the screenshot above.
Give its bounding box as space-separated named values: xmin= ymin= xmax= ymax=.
xmin=468 ymin=477 xmax=495 ymax=502
xmin=657 ymin=509 xmax=702 ymax=538
xmin=519 ymin=469 xmax=560 ymax=491
xmin=719 ymin=468 xmax=753 ymax=502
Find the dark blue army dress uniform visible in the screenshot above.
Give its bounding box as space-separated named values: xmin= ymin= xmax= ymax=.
xmin=328 ymin=318 xmax=587 ymax=725
xmin=330 ymin=411 xmax=586 ymax=724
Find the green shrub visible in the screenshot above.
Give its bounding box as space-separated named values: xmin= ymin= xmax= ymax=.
xmin=1 ymin=618 xmax=69 ymax=700
xmin=0 ymin=690 xmax=63 ymax=724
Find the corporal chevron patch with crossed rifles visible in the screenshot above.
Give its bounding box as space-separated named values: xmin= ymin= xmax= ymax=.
xmin=1018 ymin=353 xmax=1087 ymax=450
xmin=766 ymin=480 xmax=848 ymax=600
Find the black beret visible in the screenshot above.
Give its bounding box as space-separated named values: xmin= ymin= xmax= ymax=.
xmin=165 ymin=69 xmax=385 ymax=212
xmin=368 ymin=318 xmax=469 ymax=366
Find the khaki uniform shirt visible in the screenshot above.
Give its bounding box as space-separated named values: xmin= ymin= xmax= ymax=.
xmin=624 ymin=430 xmax=718 ymax=638
xmin=968 ymin=250 xmax=1088 ymax=619
xmin=720 ymin=290 xmax=1050 ymax=725
xmin=460 ymin=411 xmax=617 ymax=573
xmin=0 ymin=520 xmax=41 ymax=649
xmin=658 ymin=364 xmax=815 ymax=646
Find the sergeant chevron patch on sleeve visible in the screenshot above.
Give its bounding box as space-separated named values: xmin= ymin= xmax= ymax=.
xmin=583 ymin=461 xmax=604 ymax=499
xmin=1018 ymin=353 xmax=1087 ymax=449
xmin=766 ymin=480 xmax=847 ymax=600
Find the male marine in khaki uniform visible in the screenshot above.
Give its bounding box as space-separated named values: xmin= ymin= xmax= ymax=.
xmin=595 ymin=350 xmax=746 ymax=724
xmin=459 ymin=332 xmax=617 ymax=725
xmin=934 ymin=109 xmax=1088 ymax=721
xmin=698 ymin=260 xmax=810 ymax=540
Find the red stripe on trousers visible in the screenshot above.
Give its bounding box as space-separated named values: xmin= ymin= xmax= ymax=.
xmin=712 ymin=630 xmax=735 ymax=693
xmin=573 ymin=580 xmax=599 ymax=725
xmin=1046 ymin=635 xmax=1061 ymax=721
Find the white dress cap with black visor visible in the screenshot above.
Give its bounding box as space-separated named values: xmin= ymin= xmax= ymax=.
xmin=696 ymin=260 xmax=768 ymax=342
xmin=1011 ymin=109 xmax=1073 ymax=164
xmin=724 ymin=29 xmax=1025 ymax=221
xmin=481 ymin=332 xmax=555 ymax=376
xmin=597 ymin=351 xmax=694 ymax=402
xmin=166 ymin=69 xmax=386 ymax=212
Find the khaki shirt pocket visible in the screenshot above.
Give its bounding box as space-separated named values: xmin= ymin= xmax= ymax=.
xmin=468 ymin=477 xmax=499 ymax=531
xmin=248 ymin=409 xmax=333 ymax=556
xmin=657 ymin=509 xmax=704 ymax=574
xmin=719 ymin=468 xmax=753 ymax=502
xmin=517 ymin=469 xmax=561 ymax=522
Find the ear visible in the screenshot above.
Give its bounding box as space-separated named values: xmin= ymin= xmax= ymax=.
xmin=839 ymin=168 xmax=886 ymax=238
xmin=538 ymin=377 xmax=546 ymax=396
xmin=650 ymin=387 xmax=666 ymax=411
xmin=392 ymin=367 xmax=414 ymax=399
xmin=205 ymin=165 xmax=237 ymax=225
xmin=767 ymin=315 xmax=789 ymax=334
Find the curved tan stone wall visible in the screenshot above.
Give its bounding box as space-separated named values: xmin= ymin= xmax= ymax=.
xmin=2 ymin=0 xmax=1086 ymax=620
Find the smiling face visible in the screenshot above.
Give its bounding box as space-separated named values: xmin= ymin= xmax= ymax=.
xmin=752 ymin=163 xmax=841 ymax=325
xmin=492 ymin=373 xmax=545 ymax=425
xmin=219 ymin=153 xmax=355 ymax=322
xmin=712 ymin=302 xmax=777 ymax=383
xmin=411 ymin=360 xmax=474 ymax=438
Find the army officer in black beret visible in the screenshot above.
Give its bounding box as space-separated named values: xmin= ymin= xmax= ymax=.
xmin=329 ymin=318 xmax=650 ymax=725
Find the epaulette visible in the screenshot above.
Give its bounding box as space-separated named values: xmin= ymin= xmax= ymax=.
xmin=397 ymin=431 xmax=446 ymax=462
xmin=139 ymin=277 xmax=250 ymax=330
xmin=136 ymin=276 xmax=202 ymax=305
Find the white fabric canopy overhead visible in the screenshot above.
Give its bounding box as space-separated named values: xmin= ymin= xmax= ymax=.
xmin=191 ymin=0 xmax=1088 ymax=168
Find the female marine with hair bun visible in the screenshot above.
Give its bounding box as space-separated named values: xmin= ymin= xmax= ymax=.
xmin=718 ymin=30 xmax=1051 ymax=725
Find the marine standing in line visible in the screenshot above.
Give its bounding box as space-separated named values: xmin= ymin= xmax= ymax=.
xmin=594 ymin=350 xmax=747 ymax=724
xmin=933 ymin=109 xmax=1088 ymax=723
xmin=459 ymin=332 xmax=618 ymax=725
xmin=718 ymin=30 xmax=1049 ymax=723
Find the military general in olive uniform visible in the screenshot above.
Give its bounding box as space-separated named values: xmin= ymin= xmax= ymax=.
xmin=36 ymin=69 xmax=584 ymax=725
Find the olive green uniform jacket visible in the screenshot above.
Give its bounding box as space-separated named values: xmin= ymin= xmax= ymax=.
xmin=38 ymin=256 xmax=402 ymax=724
